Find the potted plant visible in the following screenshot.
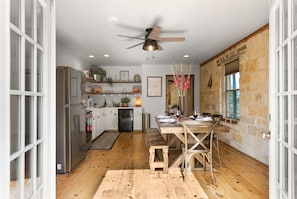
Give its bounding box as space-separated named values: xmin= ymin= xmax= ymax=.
xmin=89 ymin=66 xmax=106 ymax=81
xmin=121 ymin=96 xmax=130 ymax=107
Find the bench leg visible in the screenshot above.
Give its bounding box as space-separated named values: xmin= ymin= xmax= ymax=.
xmin=149 ymin=148 xmax=155 ymax=174
xmin=162 ymin=148 xmax=169 ymax=174
xmin=149 ymin=147 xmax=169 ymax=174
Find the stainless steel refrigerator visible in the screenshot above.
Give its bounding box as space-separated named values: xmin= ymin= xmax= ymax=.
xmin=56 ymin=66 xmax=91 ymax=174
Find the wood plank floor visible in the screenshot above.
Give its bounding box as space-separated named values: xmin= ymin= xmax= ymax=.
xmin=56 ymin=131 xmax=269 ymax=199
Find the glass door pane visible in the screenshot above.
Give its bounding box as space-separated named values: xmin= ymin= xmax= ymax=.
xmin=37 ymin=49 xmax=43 ymax=92
xmin=283 ymin=96 xmax=288 ymax=142
xmin=294 ymin=0 xmax=297 ymax=31
xmin=25 ymin=150 xmax=33 ymax=198
xmin=294 ymin=96 xmax=297 ymax=148
xmin=37 ymin=1 xmax=43 ymax=45
xmin=10 ymin=30 xmax=21 ymax=90
xmin=25 ymin=41 xmax=34 ymax=91
xmin=10 ymin=95 xmax=21 ymax=154
xmin=283 ymin=0 xmax=288 ymax=40
xmin=283 ymin=45 xmax=288 ymax=91
xmin=25 ymin=96 xmax=34 ymax=146
xmin=282 ymin=146 xmax=289 ymax=195
xmin=10 ymin=0 xmax=21 ymax=28
xmin=10 ymin=158 xmax=20 ymax=198
xmin=25 ymin=0 xmax=34 ymax=38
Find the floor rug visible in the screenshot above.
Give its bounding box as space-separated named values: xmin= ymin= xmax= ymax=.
xmin=89 ymin=131 xmax=120 ymax=150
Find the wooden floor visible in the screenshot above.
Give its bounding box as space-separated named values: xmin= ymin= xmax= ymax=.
xmin=56 ymin=131 xmax=269 ymax=199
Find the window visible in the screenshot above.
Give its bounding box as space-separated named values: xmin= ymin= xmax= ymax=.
xmin=225 ymin=59 xmax=240 ymax=119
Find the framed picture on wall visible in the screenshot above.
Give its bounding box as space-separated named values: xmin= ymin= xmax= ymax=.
xmin=147 ymin=76 xmax=162 ymax=97
xmin=120 ymin=70 xmax=129 ymax=82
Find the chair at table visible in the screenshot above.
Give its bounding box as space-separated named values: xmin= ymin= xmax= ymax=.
xmin=212 ymin=114 xmax=223 ymax=166
xmin=201 ymin=112 xmax=222 ymax=166
xmin=181 ymin=119 xmax=220 ymax=184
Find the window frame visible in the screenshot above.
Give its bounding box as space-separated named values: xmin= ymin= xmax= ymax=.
xmin=224 ymin=58 xmax=240 ymax=120
xmin=225 ymin=72 xmax=240 ymax=119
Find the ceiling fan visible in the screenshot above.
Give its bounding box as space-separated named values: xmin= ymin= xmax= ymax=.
xmin=118 ymin=26 xmax=185 ymax=51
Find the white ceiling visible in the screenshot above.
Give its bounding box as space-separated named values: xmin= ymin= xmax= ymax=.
xmin=56 ymin=0 xmax=269 ymax=68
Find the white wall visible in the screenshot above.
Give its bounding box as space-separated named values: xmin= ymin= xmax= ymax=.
xmin=141 ymin=64 xmax=200 ymax=128
xmin=56 ymin=41 xmax=90 ymax=70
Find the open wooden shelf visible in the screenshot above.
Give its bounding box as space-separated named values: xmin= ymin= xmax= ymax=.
xmin=86 ymin=78 xmax=141 ymax=84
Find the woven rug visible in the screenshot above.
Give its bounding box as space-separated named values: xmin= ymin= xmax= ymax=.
xmin=89 ymin=131 xmax=120 ymax=150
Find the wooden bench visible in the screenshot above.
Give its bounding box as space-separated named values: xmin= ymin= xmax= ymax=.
xmin=145 ymin=128 xmax=169 ymax=174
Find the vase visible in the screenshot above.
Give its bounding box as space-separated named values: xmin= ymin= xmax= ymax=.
xmin=178 ymin=96 xmax=185 ymax=116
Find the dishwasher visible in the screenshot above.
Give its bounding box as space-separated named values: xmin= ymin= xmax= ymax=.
xmin=118 ymin=109 xmax=133 ymax=132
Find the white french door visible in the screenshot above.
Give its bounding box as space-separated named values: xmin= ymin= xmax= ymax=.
xmin=270 ymin=0 xmax=297 ymax=198
xmin=0 ymin=0 xmax=56 ymax=198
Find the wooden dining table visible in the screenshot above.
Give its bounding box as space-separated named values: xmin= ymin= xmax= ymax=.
xmin=155 ymin=116 xmax=230 ymax=169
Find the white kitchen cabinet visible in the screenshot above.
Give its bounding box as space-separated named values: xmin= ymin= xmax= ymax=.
xmin=91 ymin=109 xmax=97 ymax=140
xmin=89 ymin=107 xmax=142 ymax=135
xmin=133 ymin=107 xmax=142 ymax=131
xmin=96 ymin=109 xmax=102 ymax=137
xmin=105 ymin=107 xmax=118 ymax=130
xmin=99 ymin=108 xmax=106 ymax=134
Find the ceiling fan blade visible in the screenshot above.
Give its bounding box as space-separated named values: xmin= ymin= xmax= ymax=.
xmin=150 ymin=17 xmax=162 ymax=28
xmin=117 ymin=35 xmax=144 ymax=40
xmin=126 ymin=42 xmax=144 ymax=49
xmin=156 ymin=37 xmax=185 ymax=42
xmin=148 ymin=26 xmax=161 ymax=40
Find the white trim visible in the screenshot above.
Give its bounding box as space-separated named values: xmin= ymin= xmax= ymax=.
xmin=42 ymin=0 xmax=56 ymax=197
xmin=0 ymin=0 xmax=11 ymax=197
xmin=269 ymin=1 xmax=279 ymax=198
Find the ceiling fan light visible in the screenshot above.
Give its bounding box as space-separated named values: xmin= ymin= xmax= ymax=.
xmin=143 ymin=39 xmax=158 ymax=51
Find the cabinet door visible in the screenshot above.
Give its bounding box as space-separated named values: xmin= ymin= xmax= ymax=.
xmin=106 ymin=108 xmax=118 ymax=130
xmin=112 ymin=108 xmax=118 ymax=130
xmin=133 ymin=108 xmax=142 ymax=130
xmin=91 ymin=110 xmax=97 ymax=140
xmin=96 ymin=109 xmax=101 ymax=137
xmin=101 ymin=109 xmax=106 ymax=133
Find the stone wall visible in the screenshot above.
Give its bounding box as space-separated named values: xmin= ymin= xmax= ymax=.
xmin=200 ymin=25 xmax=269 ymax=165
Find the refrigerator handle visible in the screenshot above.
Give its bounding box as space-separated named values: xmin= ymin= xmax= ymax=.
xmin=65 ymin=68 xmax=70 ymax=104
xmin=65 ymin=107 xmax=71 ymax=172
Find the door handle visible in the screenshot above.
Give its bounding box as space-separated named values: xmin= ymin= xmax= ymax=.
xmin=262 ymin=131 xmax=270 ymax=140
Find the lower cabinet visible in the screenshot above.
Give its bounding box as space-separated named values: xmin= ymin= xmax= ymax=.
xmin=133 ymin=107 xmax=142 ymax=131
xmin=89 ymin=107 xmax=142 ymax=140
xmin=100 ymin=108 xmax=106 ymax=133
xmin=91 ymin=108 xmax=106 ymax=141
xmin=105 ymin=107 xmax=118 ymax=130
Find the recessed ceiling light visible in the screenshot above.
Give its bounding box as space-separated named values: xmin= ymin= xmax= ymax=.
xmin=104 ymin=54 xmax=109 ymax=57
xmin=108 ymin=16 xmax=118 ymax=23
xmin=183 ymin=55 xmax=190 ymax=58
xmin=88 ymin=55 xmax=94 ymax=58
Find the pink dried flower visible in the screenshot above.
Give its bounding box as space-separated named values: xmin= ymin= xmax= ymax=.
xmin=171 ymin=63 xmax=192 ymax=96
